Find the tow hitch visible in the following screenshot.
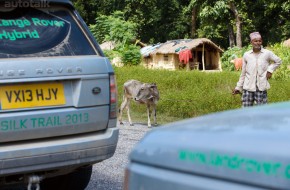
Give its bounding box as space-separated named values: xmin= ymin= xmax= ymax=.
xmin=27 ymin=175 xmax=43 ymax=190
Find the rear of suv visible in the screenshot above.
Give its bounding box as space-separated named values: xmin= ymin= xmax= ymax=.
xmin=0 ymin=0 xmax=118 ymax=189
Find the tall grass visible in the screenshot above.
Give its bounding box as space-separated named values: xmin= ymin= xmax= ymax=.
xmin=115 ymin=66 xmax=290 ymax=124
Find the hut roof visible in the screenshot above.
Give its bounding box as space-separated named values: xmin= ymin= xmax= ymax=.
xmin=283 ymin=38 xmax=290 ymax=47
xmin=100 ymin=41 xmax=116 ymax=51
xmin=140 ymin=43 xmax=161 ymax=57
xmin=150 ymin=38 xmax=223 ymax=55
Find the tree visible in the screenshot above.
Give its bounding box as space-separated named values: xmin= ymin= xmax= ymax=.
xmin=229 ymin=1 xmax=242 ymax=48
xmin=71 ymin=0 xmax=126 ymax=25
xmin=183 ymin=0 xmax=233 ymax=48
xmin=89 ymin=11 xmax=137 ymax=45
xmin=89 ymin=11 xmax=141 ymax=66
xmin=121 ymin=0 xmax=189 ymax=43
xmin=74 ymin=0 xmax=289 ymax=49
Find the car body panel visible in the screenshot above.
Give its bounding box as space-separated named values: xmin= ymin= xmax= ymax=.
xmin=128 ymin=101 xmax=290 ymax=190
xmin=0 ymin=128 xmax=118 ymax=175
xmin=127 ymin=163 xmax=268 ymax=190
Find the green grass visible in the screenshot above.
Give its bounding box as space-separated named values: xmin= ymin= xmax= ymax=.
xmin=115 ymin=66 xmax=290 ymax=124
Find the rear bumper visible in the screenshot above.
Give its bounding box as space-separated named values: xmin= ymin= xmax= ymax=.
xmin=0 ymin=128 xmax=119 ymax=176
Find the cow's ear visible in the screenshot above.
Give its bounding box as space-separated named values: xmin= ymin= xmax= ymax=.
xmin=150 ymin=83 xmax=157 ymax=88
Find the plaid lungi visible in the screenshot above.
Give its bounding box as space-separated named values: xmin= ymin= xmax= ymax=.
xmin=242 ymin=90 xmax=268 ymax=107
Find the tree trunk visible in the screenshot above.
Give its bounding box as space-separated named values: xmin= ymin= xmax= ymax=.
xmin=228 ymin=25 xmax=235 ymax=47
xmin=229 ymin=2 xmax=242 ymax=48
xmin=191 ymin=7 xmax=197 ymax=38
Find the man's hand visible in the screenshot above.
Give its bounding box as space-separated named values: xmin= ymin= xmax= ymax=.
xmin=232 ymin=89 xmax=241 ymax=95
xmin=266 ymin=72 xmax=272 ymax=80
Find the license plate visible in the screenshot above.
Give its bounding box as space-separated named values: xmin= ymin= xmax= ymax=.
xmin=0 ymin=82 xmax=66 ymax=110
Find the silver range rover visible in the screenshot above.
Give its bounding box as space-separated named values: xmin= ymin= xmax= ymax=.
xmin=0 ymin=1 xmax=119 ymax=189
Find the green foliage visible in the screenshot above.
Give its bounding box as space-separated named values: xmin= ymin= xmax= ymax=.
xmin=115 ymin=66 xmax=290 ymax=124
xmin=89 ymin=11 xmax=137 ymax=45
xmin=117 ymin=45 xmax=142 ymax=66
xmin=268 ymin=43 xmax=290 ymax=80
xmin=71 ymin=0 xmax=99 ymax=25
xmin=273 ymin=64 xmax=290 ymax=81
xmin=268 ymin=43 xmax=290 ymax=65
xmin=103 ymin=50 xmax=120 ymax=61
xmin=221 ymin=46 xmax=251 ymax=71
xmin=89 ymin=11 xmax=142 ymax=66
xmin=75 ymin=0 xmax=290 ymax=49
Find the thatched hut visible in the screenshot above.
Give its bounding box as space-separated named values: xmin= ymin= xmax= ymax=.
xmin=143 ymin=38 xmax=223 ymax=71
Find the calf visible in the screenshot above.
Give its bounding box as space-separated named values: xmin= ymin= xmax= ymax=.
xmin=118 ymin=79 xmax=160 ymax=127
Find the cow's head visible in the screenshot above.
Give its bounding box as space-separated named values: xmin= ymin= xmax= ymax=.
xmin=134 ymin=83 xmax=159 ymax=104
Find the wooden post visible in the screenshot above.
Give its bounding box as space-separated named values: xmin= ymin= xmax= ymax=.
xmin=202 ymin=43 xmax=205 ymax=71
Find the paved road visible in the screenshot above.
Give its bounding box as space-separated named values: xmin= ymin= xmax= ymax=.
xmin=85 ymin=122 xmax=152 ymax=190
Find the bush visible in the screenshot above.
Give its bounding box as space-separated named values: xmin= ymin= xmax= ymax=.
xmin=117 ymin=45 xmax=141 ymax=66
xmin=221 ymin=46 xmax=251 ymax=71
xmin=268 ymin=43 xmax=290 ymax=80
xmin=103 ymin=50 xmax=120 ymax=61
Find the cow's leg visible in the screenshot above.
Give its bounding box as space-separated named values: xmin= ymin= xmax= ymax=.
xmin=126 ymin=100 xmax=134 ymax=126
xmin=152 ymin=104 xmax=157 ymax=126
xmin=118 ymin=97 xmax=128 ymax=125
xmin=147 ymin=104 xmax=151 ymax=127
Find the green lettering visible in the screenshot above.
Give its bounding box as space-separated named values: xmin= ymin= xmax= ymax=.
xmin=23 ymin=19 xmax=31 ymax=27
xmin=284 ymin=165 xmax=290 ymax=179
xmin=31 ymin=118 xmax=37 ymax=127
xmin=179 ymin=150 xmax=287 ymax=179
xmin=7 ymin=31 xmax=16 ymax=41
xmin=188 ymin=152 xmax=195 ymax=161
xmin=228 ymin=155 xmax=243 ymax=170
xmin=263 ymin=163 xmax=275 ymax=175
xmin=84 ymin=113 xmax=89 ymax=122
xmin=179 ymin=151 xmax=187 ymax=160
xmin=55 ymin=21 xmax=65 ymax=27
xmin=210 ymin=152 xmax=223 ymax=166
xmin=272 ymin=163 xmax=281 ymax=177
xmin=45 ymin=117 xmax=53 ymax=127
xmin=245 ymin=160 xmax=261 ymax=173
xmin=57 ymin=116 xmax=62 ymax=125
xmin=2 ymin=20 xmax=10 ymax=26
xmin=197 ymin=153 xmax=206 ymax=164
xmin=31 ymin=30 xmax=39 ymax=38
xmin=38 ymin=118 xmax=45 ymax=127
xmin=10 ymin=120 xmax=16 ymax=130
xmin=32 ymin=18 xmax=41 ymax=26
xmin=1 ymin=121 xmax=9 ymax=131
xmin=41 ymin=20 xmax=49 ymax=26
xmin=20 ymin=119 xmax=27 ymax=128
xmin=14 ymin=30 xmax=23 ymax=39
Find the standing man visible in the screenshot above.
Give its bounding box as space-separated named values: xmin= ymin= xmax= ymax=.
xmin=232 ymin=32 xmax=282 ymax=107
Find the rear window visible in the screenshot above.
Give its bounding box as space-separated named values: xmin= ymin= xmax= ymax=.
xmin=0 ymin=6 xmax=97 ymax=58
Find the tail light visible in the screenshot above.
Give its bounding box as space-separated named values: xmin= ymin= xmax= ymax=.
xmin=109 ymin=73 xmax=117 ymax=119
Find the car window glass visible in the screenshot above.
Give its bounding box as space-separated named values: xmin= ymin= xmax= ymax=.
xmin=0 ymin=6 xmax=97 ymax=58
